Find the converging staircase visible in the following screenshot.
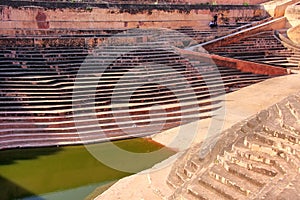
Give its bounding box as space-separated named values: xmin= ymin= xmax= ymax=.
xmin=0 ymin=28 xmax=274 ymax=149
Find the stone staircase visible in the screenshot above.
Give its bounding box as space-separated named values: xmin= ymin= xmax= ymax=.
xmin=0 ymin=22 xmax=255 ymax=49
xmin=167 ymin=92 xmax=300 ymax=199
xmin=208 ymin=30 xmax=300 ymax=69
xmin=0 ymin=30 xmax=276 ymax=149
xmin=172 ymin=25 xmax=248 ymax=46
xmin=274 ymin=30 xmax=300 ymax=69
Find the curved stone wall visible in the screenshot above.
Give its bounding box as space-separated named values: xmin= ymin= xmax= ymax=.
xmin=288 ymin=25 xmax=300 ymax=44
xmin=285 ymin=2 xmax=300 ymax=44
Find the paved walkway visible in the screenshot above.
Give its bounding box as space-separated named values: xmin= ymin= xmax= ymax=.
xmin=96 ymin=71 xmax=300 ymax=200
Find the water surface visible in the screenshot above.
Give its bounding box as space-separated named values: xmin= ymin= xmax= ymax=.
xmin=0 ymin=138 xmax=174 ymax=200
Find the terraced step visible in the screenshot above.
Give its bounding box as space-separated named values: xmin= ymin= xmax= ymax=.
xmin=183 ymin=156 xmax=202 ymax=177
xmin=208 ymin=31 xmax=299 ymax=69
xmin=198 ymin=173 xmax=248 ymax=200
xmin=209 ymin=164 xmax=260 ymax=196
xmin=221 ymin=162 xmax=270 ymax=186
xmin=187 ymin=182 xmax=226 ymax=200
xmin=232 ymin=138 xmax=291 ymax=174
xmin=0 ymin=20 xmax=281 ymax=151
xmin=221 ymin=151 xmax=279 ymax=177
xmin=167 ymin=158 xmax=191 ymax=189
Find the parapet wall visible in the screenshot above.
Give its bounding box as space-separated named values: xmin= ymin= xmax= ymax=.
xmin=0 ymin=1 xmax=268 ymax=33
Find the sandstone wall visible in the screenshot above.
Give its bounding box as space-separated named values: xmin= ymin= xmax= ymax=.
xmin=0 ymin=3 xmax=268 ymax=33
xmin=181 ymin=0 xmax=269 ymax=5
xmin=200 ymin=17 xmax=287 ymax=50
xmin=262 ymin=0 xmax=298 ymax=17
xmin=285 ymin=1 xmax=300 ymax=27
xmin=285 ymin=2 xmax=300 ymax=44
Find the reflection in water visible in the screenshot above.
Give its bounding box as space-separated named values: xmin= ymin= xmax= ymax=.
xmin=22 ymin=181 xmax=113 ymax=200
xmin=0 ymin=138 xmax=174 ymax=200
xmin=0 ymin=176 xmax=36 ymax=200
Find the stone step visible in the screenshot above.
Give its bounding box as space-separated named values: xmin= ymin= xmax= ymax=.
xmin=221 ymin=161 xmax=271 ymax=186
xmin=0 ymin=73 xmax=264 ymax=90
xmin=234 ymin=55 xmax=286 ymax=60
xmin=255 ymin=131 xmax=300 ymax=160
xmin=212 ymin=47 xmax=287 ymax=53
xmin=209 ymin=164 xmax=260 ymax=196
xmin=250 ymin=56 xmax=290 ymax=61
xmin=221 ymin=151 xmax=278 ymax=177
xmin=187 ymin=183 xmax=227 ymax=200
xmin=166 ymin=171 xmax=185 ymax=189
xmin=183 ymin=153 xmax=203 ymax=178
xmin=198 ymin=173 xmax=248 ymax=200
xmin=175 ymin=167 xmax=190 ymax=184
xmin=207 ymin=30 xmax=297 ymax=69
xmin=287 ymin=58 xmax=300 ymax=64
xmin=232 ymin=140 xmax=290 ymax=174
xmin=190 ymin=156 xmax=202 ymax=171
xmin=262 ymin=125 xmax=299 ymax=145
xmin=271 ymin=62 xmax=299 ymax=68
xmin=183 ymin=161 xmax=197 ymax=178
xmin=244 ymin=134 xmax=278 ymax=156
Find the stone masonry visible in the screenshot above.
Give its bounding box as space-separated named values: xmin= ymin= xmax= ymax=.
xmin=167 ymin=92 xmax=300 ymax=199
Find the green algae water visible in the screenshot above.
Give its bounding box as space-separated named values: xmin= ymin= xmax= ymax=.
xmin=0 ymin=138 xmax=175 ymax=200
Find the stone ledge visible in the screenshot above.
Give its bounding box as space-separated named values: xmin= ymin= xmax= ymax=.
xmin=0 ymin=1 xmax=263 ymax=11
xmin=177 ymin=48 xmax=289 ymax=75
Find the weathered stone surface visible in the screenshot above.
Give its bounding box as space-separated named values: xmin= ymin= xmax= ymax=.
xmin=167 ymin=92 xmax=300 ymax=199
xmin=207 ymin=30 xmax=300 ymax=69
xmin=0 ymin=2 xmax=268 ymax=31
